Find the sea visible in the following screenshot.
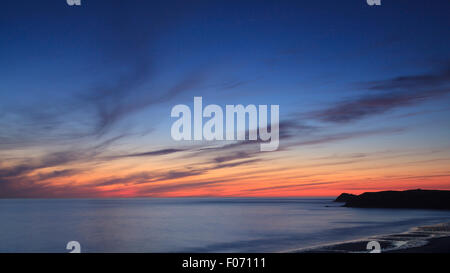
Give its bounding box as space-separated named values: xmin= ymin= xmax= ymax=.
xmin=0 ymin=198 xmax=449 ymax=253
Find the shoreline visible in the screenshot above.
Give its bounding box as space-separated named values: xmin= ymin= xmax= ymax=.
xmin=387 ymin=235 xmax=450 ymax=253
xmin=290 ymin=222 xmax=450 ymax=253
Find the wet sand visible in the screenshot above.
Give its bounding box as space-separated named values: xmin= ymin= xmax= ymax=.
xmin=387 ymin=236 xmax=450 ymax=253
xmin=294 ymin=222 xmax=450 ymax=253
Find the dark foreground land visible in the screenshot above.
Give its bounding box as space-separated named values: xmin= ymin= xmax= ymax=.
xmin=298 ymin=222 xmax=450 ymax=253
xmin=387 ymin=236 xmax=450 ymax=253
xmin=335 ymin=189 xmax=450 ymax=210
xmin=305 ymin=236 xmax=450 ymax=253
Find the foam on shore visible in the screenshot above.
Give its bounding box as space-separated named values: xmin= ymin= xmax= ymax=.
xmin=289 ymin=222 xmax=450 ymax=253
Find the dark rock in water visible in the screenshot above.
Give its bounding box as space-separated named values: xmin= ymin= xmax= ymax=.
xmin=334 ymin=193 xmax=356 ymax=202
xmin=343 ymin=189 xmax=450 ymax=210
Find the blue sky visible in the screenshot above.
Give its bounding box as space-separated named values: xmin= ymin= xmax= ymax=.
xmin=0 ymin=0 xmax=450 ymax=197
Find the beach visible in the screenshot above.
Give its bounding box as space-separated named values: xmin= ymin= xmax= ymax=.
xmin=295 ymin=222 xmax=450 ymax=253
xmin=387 ymin=236 xmax=450 ymax=253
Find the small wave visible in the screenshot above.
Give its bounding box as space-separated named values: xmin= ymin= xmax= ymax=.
xmin=289 ymin=222 xmax=450 ymax=253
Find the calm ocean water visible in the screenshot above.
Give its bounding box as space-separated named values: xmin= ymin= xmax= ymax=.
xmin=1 ymin=198 xmax=450 ymax=253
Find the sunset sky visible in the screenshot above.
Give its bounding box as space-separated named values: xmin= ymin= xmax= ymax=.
xmin=1 ymin=0 xmax=450 ymax=198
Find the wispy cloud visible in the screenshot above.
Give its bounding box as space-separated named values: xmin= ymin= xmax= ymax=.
xmin=289 ymin=127 xmax=405 ymax=147
xmin=312 ymin=62 xmax=450 ymax=123
xmin=115 ymin=148 xmax=186 ymax=158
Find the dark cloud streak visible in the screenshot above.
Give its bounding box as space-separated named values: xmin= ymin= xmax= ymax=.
xmin=313 ymin=62 xmax=450 ymax=123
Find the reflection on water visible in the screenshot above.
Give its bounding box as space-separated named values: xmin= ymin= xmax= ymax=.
xmin=1 ymin=198 xmax=449 ymax=252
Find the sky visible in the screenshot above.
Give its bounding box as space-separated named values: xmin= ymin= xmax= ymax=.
xmin=0 ymin=0 xmax=450 ymax=198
